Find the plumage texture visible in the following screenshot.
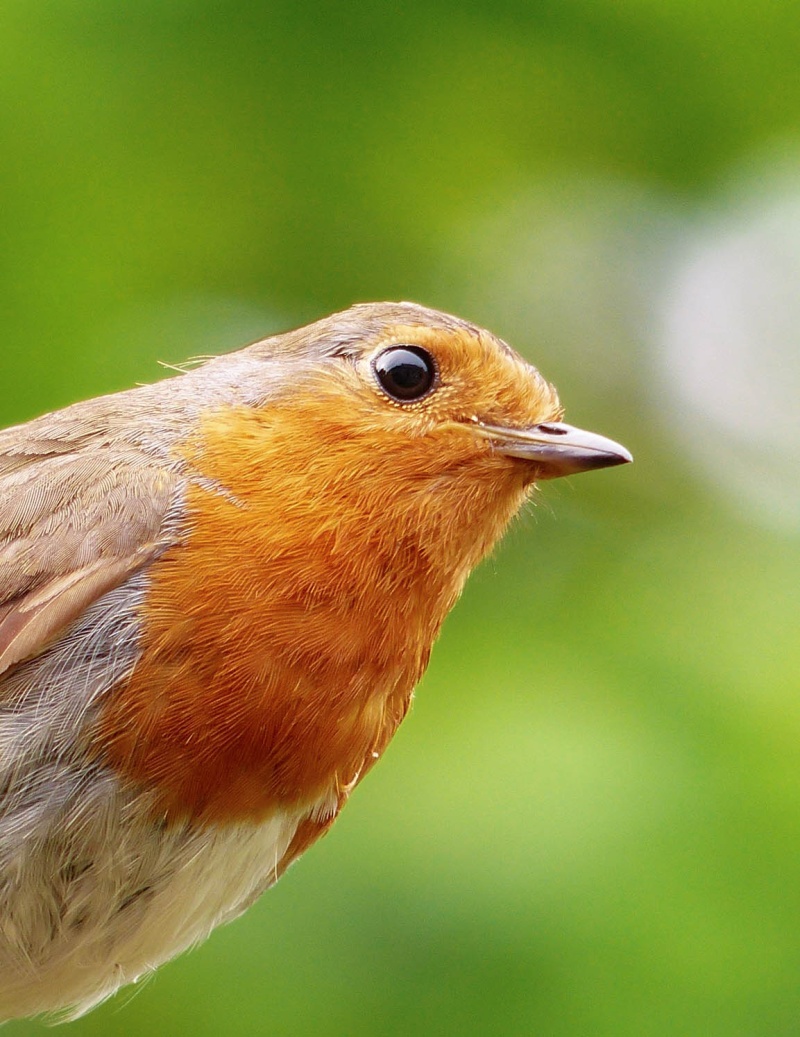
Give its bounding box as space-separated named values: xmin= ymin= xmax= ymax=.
xmin=0 ymin=302 xmax=627 ymax=1020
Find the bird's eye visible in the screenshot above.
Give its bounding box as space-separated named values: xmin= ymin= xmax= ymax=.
xmin=373 ymin=346 xmax=436 ymax=402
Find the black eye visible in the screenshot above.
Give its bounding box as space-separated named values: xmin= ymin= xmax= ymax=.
xmin=373 ymin=345 xmax=436 ymax=402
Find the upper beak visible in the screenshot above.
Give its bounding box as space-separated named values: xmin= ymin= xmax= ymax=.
xmin=474 ymin=421 xmax=633 ymax=478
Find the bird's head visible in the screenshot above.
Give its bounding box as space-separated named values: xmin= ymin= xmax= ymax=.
xmin=328 ymin=301 xmax=628 ymax=476
xmin=184 ymin=301 xmax=632 ymax=581
xmin=233 ymin=300 xmax=630 ymax=483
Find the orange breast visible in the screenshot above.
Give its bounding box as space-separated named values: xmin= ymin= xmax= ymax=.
xmin=96 ymin=387 xmax=528 ymax=825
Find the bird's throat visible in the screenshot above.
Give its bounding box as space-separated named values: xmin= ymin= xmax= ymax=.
xmin=95 ymin=398 xmax=529 ymax=826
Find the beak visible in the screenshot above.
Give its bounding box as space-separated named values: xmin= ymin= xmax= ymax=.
xmin=474 ymin=421 xmax=633 ymax=478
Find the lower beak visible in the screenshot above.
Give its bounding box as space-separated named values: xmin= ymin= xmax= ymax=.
xmin=476 ymin=421 xmax=633 ymax=478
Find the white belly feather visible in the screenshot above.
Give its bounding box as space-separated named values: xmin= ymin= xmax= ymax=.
xmin=0 ymin=781 xmax=306 ymax=1020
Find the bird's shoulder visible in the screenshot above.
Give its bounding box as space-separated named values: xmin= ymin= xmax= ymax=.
xmin=0 ymin=386 xmax=191 ymax=676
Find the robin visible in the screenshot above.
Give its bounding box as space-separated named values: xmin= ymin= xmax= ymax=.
xmin=0 ymin=301 xmax=630 ymax=1020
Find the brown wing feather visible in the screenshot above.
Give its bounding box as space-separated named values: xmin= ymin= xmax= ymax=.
xmin=0 ymin=435 xmax=182 ymax=677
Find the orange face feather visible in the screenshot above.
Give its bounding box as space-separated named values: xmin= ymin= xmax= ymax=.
xmin=97 ymin=323 xmax=564 ymax=824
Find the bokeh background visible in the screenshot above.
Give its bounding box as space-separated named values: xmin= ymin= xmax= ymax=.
xmin=3 ymin=2 xmax=800 ymax=1034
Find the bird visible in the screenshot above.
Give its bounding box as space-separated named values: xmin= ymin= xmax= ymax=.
xmin=0 ymin=301 xmax=631 ymax=1020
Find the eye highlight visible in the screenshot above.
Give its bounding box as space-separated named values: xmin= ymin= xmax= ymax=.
xmin=373 ymin=345 xmax=436 ymax=402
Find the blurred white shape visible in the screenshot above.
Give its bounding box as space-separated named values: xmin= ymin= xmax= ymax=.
xmin=443 ymin=164 xmax=800 ymax=527
xmin=440 ymin=179 xmax=676 ymax=400
xmin=658 ymin=184 xmax=800 ymax=529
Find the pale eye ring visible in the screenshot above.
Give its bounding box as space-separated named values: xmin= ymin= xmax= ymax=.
xmin=373 ymin=345 xmax=437 ymax=402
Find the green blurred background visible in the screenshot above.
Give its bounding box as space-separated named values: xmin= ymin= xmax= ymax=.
xmin=3 ymin=2 xmax=800 ymax=1034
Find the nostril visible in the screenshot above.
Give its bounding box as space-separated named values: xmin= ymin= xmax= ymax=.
xmin=534 ymin=423 xmax=568 ymax=435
